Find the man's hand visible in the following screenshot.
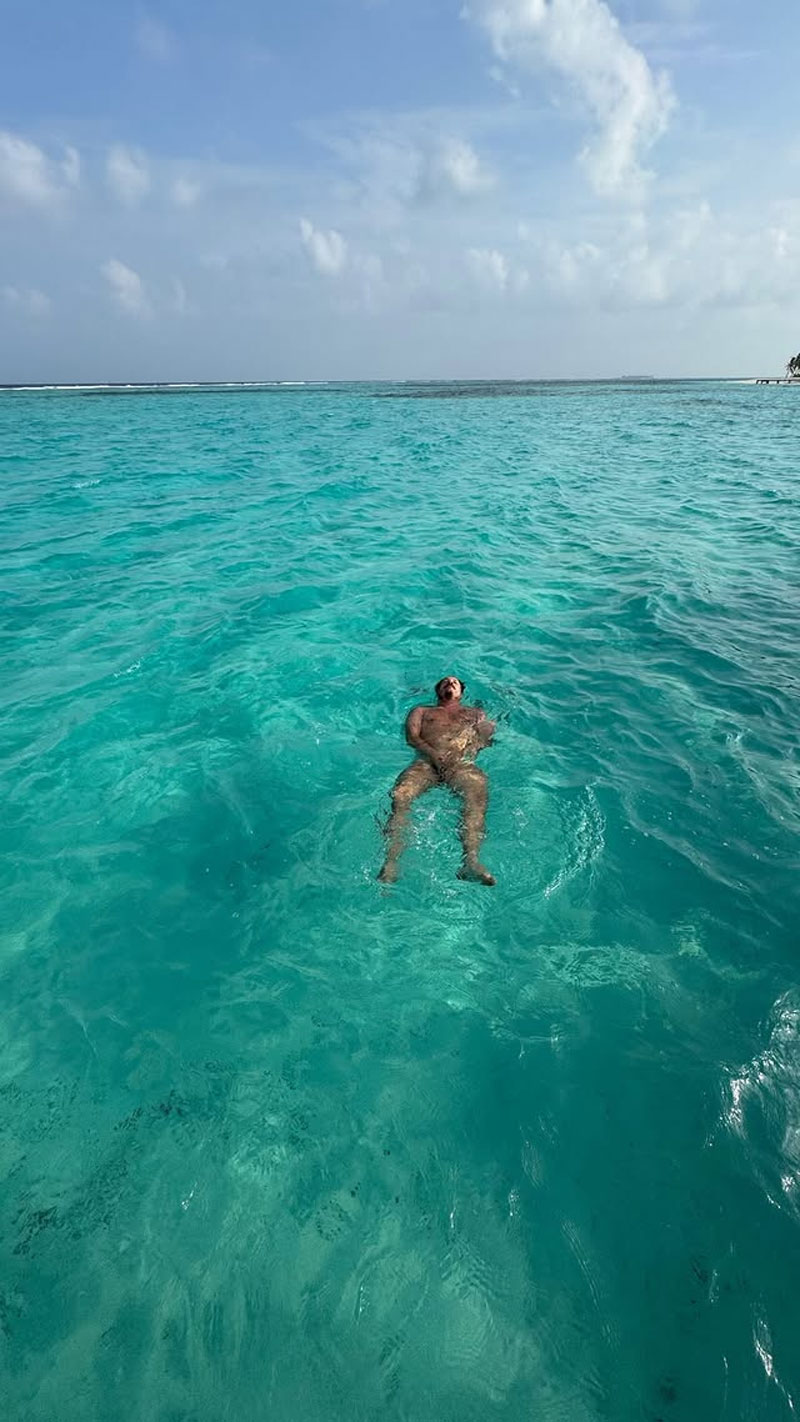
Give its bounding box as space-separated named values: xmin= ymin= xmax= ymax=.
xmin=432 ymin=750 xmax=458 ymax=777
xmin=404 ymin=705 xmax=443 ymax=769
xmin=474 ymin=718 xmax=496 ymax=747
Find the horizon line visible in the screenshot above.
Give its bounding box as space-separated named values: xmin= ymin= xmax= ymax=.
xmin=0 ymin=375 xmax=778 ymax=392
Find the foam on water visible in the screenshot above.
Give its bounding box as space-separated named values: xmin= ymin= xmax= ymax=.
xmin=1 ymin=381 xmax=799 ymax=1420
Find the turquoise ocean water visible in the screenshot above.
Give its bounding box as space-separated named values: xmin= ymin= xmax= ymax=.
xmin=1 ymin=380 xmax=799 ymax=1421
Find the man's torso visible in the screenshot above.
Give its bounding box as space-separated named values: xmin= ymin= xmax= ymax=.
xmin=419 ymin=705 xmax=483 ymax=761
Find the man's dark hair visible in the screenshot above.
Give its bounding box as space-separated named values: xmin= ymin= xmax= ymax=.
xmin=435 ymin=677 xmax=465 ymax=699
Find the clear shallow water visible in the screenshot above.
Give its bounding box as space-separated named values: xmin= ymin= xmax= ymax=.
xmin=1 ymin=380 xmax=799 ymax=1421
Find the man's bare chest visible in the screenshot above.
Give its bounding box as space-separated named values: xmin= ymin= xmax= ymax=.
xmin=421 ymin=707 xmax=476 ymax=738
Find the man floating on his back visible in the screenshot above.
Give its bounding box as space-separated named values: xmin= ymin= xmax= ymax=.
xmin=378 ymin=676 xmax=496 ymax=886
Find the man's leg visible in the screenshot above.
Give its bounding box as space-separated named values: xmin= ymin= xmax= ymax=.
xmin=449 ymin=765 xmax=495 ymax=885
xmin=378 ymin=760 xmax=439 ymax=883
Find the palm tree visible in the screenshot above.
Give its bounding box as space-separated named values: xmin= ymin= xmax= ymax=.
xmin=786 ymin=352 xmax=800 ymax=378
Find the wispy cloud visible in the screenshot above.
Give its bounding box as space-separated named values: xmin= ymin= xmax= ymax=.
xmin=101 ymin=258 xmax=152 ymax=316
xmin=465 ymin=245 xmax=531 ymax=296
xmin=171 ymin=175 xmax=202 ymax=207
xmin=424 ymin=138 xmax=494 ymax=197
xmin=304 ymin=117 xmax=497 ymax=224
xmin=299 ymin=218 xmax=348 ymax=275
xmin=106 ymin=146 xmax=151 ymax=205
xmin=0 ymin=131 xmax=79 ymax=208
xmin=467 ymin=0 xmax=675 ymax=197
xmin=466 ymin=246 xmax=509 ymax=291
xmin=3 ymin=284 xmax=52 ymax=316
xmin=530 ymin=201 xmax=800 ymax=310
xmin=62 ymin=145 xmax=81 ymax=187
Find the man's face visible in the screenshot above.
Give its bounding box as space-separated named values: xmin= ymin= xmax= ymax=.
xmin=438 ymin=677 xmax=462 ymax=703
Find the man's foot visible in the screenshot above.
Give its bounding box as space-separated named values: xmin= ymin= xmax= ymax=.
xmin=377 ymin=862 xmax=399 ymax=884
xmin=457 ymin=860 xmax=496 ymax=886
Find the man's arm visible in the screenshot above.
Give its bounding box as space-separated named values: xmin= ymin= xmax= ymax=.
xmin=476 ymin=719 xmax=496 ymax=747
xmin=472 ymin=709 xmax=496 ymax=747
xmin=405 ymin=706 xmax=446 ymax=770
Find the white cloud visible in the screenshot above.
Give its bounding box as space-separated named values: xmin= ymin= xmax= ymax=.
xmin=106 ymin=146 xmax=151 ymax=205
xmin=102 ymin=258 xmax=151 ymax=317
xmin=467 ymin=246 xmax=510 ymax=291
xmin=62 ymin=145 xmax=81 ymax=187
xmin=304 ymin=118 xmax=496 ymax=224
xmin=532 ymin=201 xmax=800 ymax=311
xmin=299 ymin=218 xmax=348 ymax=276
xmin=0 ymin=131 xmax=72 ymax=208
xmin=771 ymin=227 xmax=790 ymax=262
xmin=467 ymin=0 xmax=675 ymax=196
xmin=172 ymin=175 xmax=201 ymax=207
xmin=488 ymin=62 xmax=521 ymax=96
xmin=136 ymin=15 xmax=173 ymax=62
xmin=426 ymin=138 xmax=494 ymax=197
xmin=4 ymin=107 xmax=795 ymax=383
xmin=3 ymin=284 xmax=51 ymax=316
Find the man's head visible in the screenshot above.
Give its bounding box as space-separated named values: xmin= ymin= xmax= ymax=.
xmin=435 ymin=676 xmax=465 ymax=704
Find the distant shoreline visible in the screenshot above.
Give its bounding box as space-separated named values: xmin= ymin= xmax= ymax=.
xmin=1 ymin=376 xmax=795 ymax=394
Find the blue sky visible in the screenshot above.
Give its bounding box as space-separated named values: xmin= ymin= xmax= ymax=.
xmin=1 ymin=0 xmax=798 ymax=380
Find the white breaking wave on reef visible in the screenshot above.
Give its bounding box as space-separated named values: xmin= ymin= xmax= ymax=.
xmin=0 ymin=381 xmax=330 ymax=393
